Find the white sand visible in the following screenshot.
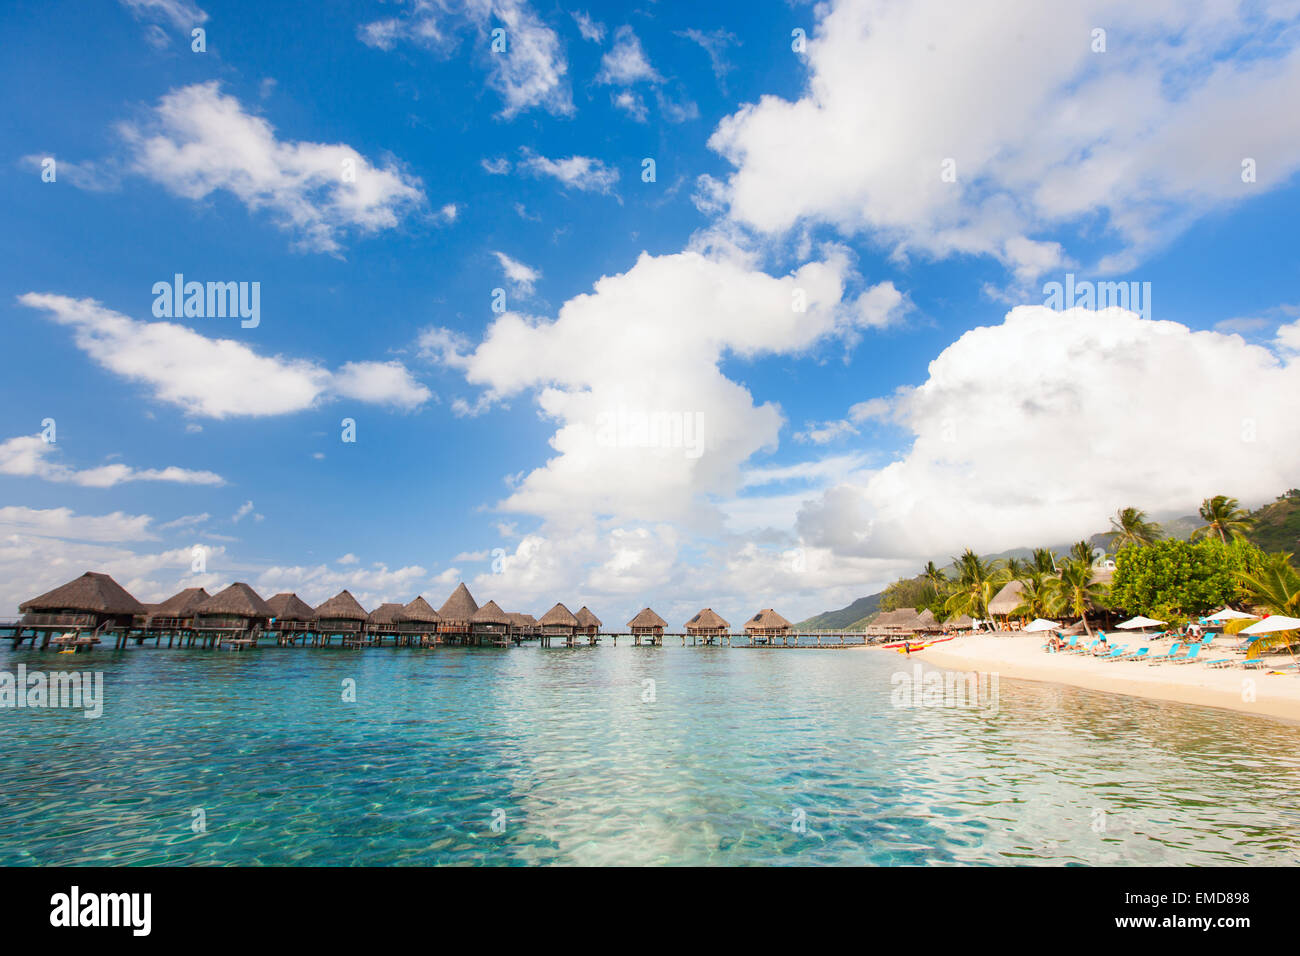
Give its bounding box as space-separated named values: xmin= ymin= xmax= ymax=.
xmin=908 ymin=633 xmax=1300 ymax=724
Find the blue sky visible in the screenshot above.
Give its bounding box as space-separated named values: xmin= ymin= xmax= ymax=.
xmin=3 ymin=0 xmax=1300 ymax=623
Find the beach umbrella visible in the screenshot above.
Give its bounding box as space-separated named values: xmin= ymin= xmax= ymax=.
xmin=1023 ymin=618 xmax=1060 ymax=632
xmin=1116 ymin=616 xmax=1166 ymax=630
xmin=1206 ymin=607 xmax=1258 ymax=622
xmin=1241 ymin=615 xmax=1300 ymax=634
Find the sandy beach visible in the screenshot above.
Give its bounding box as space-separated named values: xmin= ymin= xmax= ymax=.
xmin=914 ymin=634 xmax=1300 ymax=724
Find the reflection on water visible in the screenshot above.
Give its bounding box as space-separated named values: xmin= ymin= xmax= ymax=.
xmin=1 ymin=644 xmax=1297 ymax=865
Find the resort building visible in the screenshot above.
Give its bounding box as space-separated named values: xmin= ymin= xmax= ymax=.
xmin=470 ymin=600 xmax=512 ymax=646
xmin=945 ymin=613 xmax=975 ymax=633
xmin=16 ymin=571 xmax=146 ymax=649
xmin=685 ymin=608 xmax=730 ymax=644
xmin=575 ymin=606 xmax=602 ymax=641
xmin=314 ymin=590 xmax=369 ymax=644
xmin=507 ymin=612 xmax=539 ymax=640
xmin=265 ymin=593 xmax=317 ymax=643
xmin=193 ymin=583 xmax=274 ymax=646
xmin=396 ymin=596 xmax=442 ymax=646
xmin=913 ymin=609 xmax=943 ymax=633
xmin=538 ymin=603 xmax=579 ymax=646
xmin=628 ymin=607 xmax=668 ymax=645
xmin=744 ymin=609 xmax=793 ymax=644
xmin=437 ymin=583 xmax=479 ymax=644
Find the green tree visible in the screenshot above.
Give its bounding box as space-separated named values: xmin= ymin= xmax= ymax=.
xmin=1108 ymin=507 xmax=1162 ymax=549
xmin=922 ymin=560 xmax=947 ymax=590
xmin=1069 ymin=539 xmax=1100 ymax=567
xmin=944 ymin=549 xmax=1010 ymax=622
xmin=1049 ymin=559 xmax=1109 ymax=636
xmin=1235 ymin=552 xmax=1300 ymax=658
xmin=1192 ymin=494 xmax=1253 ymax=543
xmin=1011 ymin=570 xmax=1055 ymax=620
xmin=1031 ymin=548 xmax=1058 ymax=574
xmin=1109 ymin=537 xmax=1265 ymax=617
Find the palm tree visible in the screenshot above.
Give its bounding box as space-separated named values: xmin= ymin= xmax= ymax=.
xmin=1235 ymin=553 xmax=1300 ymax=657
xmin=1006 ymin=557 xmax=1030 ymax=580
xmin=1049 ymin=558 xmax=1109 ymax=636
xmin=921 ymin=560 xmax=947 ymax=590
xmin=1108 ymin=507 xmax=1162 ymax=549
xmin=1012 ymin=571 xmax=1054 ymax=620
xmin=1069 ymin=539 xmax=1099 ymax=568
xmin=1031 ymin=548 xmax=1058 ymax=574
xmin=1192 ymin=495 xmax=1253 ymax=543
xmin=944 ymin=549 xmax=1011 ymax=622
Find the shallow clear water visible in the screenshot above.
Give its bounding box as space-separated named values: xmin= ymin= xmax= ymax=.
xmin=2 ymin=643 xmax=1298 ymax=866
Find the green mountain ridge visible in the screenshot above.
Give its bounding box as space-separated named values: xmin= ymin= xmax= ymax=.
xmin=794 ymin=496 xmax=1299 ymax=630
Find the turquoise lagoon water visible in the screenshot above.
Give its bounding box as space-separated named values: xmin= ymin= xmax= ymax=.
xmin=2 ymin=642 xmax=1299 ymax=866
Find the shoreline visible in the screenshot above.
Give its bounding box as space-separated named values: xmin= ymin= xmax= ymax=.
xmin=909 ymin=634 xmax=1300 ymax=725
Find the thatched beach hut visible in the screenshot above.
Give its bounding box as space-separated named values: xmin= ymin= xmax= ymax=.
xmin=913 ymin=608 xmax=942 ymax=634
xmin=628 ymin=607 xmax=667 ymax=646
xmin=194 ymin=583 xmax=273 ymax=647
xmin=685 ymin=608 xmax=730 ymax=644
xmin=744 ymin=608 xmax=793 ymax=644
xmin=314 ymin=589 xmax=368 ymax=645
xmin=396 ymin=596 xmax=442 ymax=646
xmin=575 ymin=606 xmax=602 ymax=641
xmin=437 ymin=583 xmax=479 ymax=644
xmin=507 ymin=612 xmax=538 ymax=639
xmin=988 ymin=580 xmax=1027 ymax=630
xmin=470 ymin=600 xmax=512 ymax=646
xmin=945 ymin=613 xmax=974 ymax=633
xmin=538 ymin=603 xmax=579 ymax=646
xmin=17 ymin=571 xmax=147 ymax=648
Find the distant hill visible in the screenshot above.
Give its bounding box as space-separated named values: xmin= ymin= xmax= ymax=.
xmin=1246 ymin=493 xmax=1300 ymax=558
xmin=796 ymin=592 xmax=883 ymax=630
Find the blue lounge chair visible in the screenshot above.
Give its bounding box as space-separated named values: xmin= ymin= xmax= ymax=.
xmin=1096 ymin=645 xmax=1128 ymax=660
xmin=1071 ymin=639 xmax=1099 ymax=654
xmin=1108 ymin=647 xmax=1149 ymax=662
xmin=1146 ymin=642 xmax=1184 ymax=664
xmin=1169 ymin=644 xmax=1205 ymax=665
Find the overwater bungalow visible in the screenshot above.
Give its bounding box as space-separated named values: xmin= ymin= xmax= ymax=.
xmin=575 ymin=606 xmax=602 ymax=643
xmin=148 ymin=586 xmax=210 ymax=631
xmin=396 ymin=596 xmax=442 ymax=646
xmin=16 ymin=571 xmax=147 ymax=650
xmin=538 ymin=603 xmax=579 ymax=646
xmin=685 ymin=608 xmax=730 ymax=644
xmin=744 ymin=608 xmax=793 ymax=645
xmin=507 ymin=612 xmax=538 ymax=640
xmin=265 ymin=593 xmax=317 ymax=644
xmin=628 ymin=607 xmax=667 ymax=646
xmin=988 ymin=580 xmax=1027 ymax=630
xmin=470 ymin=600 xmax=512 ymax=646
xmin=193 ymin=583 xmax=274 ymax=648
xmin=366 ymin=603 xmax=405 ymax=644
xmin=314 ymin=590 xmax=369 ymax=646
xmin=437 ymin=582 xmax=479 ymax=645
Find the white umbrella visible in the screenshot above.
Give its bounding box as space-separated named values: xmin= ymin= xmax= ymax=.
xmin=1206 ymin=607 xmax=1257 ymax=621
xmin=1241 ymin=615 xmax=1300 ymax=634
xmin=1117 ymin=615 xmax=1167 ymax=629
xmin=1023 ymin=618 xmax=1060 ymax=632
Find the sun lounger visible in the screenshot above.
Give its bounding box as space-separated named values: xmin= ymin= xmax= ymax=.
xmin=1095 ymin=645 xmax=1128 ymax=659
xmin=1147 ymin=642 xmax=1185 ymax=664
xmin=1168 ymin=644 xmax=1205 ymax=665
xmin=1108 ymin=647 xmax=1149 ymax=662
xmin=1070 ymin=639 xmax=1099 ymax=654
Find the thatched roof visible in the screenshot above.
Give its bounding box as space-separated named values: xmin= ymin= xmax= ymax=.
xmin=575 ymin=606 xmax=602 ymax=628
xmin=438 ymin=582 xmax=479 ymax=623
xmin=914 ymin=608 xmax=941 ymax=631
xmin=472 ymin=600 xmax=511 ymax=625
xmin=367 ymin=602 xmax=405 ymax=626
xmin=315 ymin=589 xmax=368 ymax=621
xmin=686 ymin=607 xmax=730 ymax=630
xmin=507 ymin=612 xmax=535 ymax=627
xmin=628 ymin=607 xmax=667 ymax=629
xmin=152 ymin=586 xmax=210 ymax=618
xmin=947 ymin=613 xmax=974 ymax=629
xmin=396 ymin=596 xmax=442 ymax=624
xmin=20 ymin=572 xmax=147 ymax=616
xmin=745 ymin=608 xmax=792 ymax=631
xmin=988 ymin=580 xmax=1026 ymax=615
xmin=538 ymin=603 xmax=578 ymax=627
xmin=196 ymin=582 xmax=273 ymax=618
xmin=267 ymin=592 xmax=316 ymax=621
xmin=870 ymin=608 xmax=921 ymax=630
